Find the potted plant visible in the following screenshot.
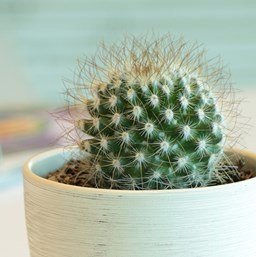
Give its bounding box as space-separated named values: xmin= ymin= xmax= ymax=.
xmin=23 ymin=35 xmax=256 ymax=257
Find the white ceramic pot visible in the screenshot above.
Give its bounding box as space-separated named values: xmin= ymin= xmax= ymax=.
xmin=23 ymin=148 xmax=256 ymax=257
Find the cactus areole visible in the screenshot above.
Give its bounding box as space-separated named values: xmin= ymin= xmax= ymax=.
xmin=70 ymin=35 xmax=237 ymax=190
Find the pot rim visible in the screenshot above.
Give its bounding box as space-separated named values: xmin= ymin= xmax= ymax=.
xmin=23 ymin=147 xmax=256 ymax=195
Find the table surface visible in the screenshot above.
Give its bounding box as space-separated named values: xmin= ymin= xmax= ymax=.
xmin=0 ymin=91 xmax=256 ymax=257
xmin=0 ymin=150 xmax=45 ymax=257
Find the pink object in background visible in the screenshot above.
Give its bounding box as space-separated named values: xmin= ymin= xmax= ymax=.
xmin=0 ymin=106 xmax=90 ymax=155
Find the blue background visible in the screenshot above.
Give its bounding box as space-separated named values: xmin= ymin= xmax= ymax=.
xmin=0 ymin=0 xmax=256 ymax=109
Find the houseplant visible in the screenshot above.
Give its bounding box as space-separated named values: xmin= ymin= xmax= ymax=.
xmin=23 ymin=35 xmax=256 ymax=257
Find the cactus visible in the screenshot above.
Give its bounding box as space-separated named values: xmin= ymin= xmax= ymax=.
xmin=70 ymin=35 xmax=238 ymax=190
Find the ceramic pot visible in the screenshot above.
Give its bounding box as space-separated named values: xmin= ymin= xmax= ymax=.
xmin=23 ymin=148 xmax=256 ymax=257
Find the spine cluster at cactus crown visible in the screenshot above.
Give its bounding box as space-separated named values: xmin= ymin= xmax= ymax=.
xmin=67 ymin=34 xmax=240 ymax=190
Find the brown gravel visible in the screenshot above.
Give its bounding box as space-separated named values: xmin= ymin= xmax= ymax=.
xmin=46 ymin=157 xmax=255 ymax=189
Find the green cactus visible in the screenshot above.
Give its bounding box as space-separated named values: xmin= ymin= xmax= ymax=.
xmin=71 ymin=35 xmax=236 ymax=190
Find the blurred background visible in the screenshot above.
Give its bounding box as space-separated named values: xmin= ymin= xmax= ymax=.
xmin=0 ymin=0 xmax=256 ymax=256
xmin=1 ymin=0 xmax=256 ymax=153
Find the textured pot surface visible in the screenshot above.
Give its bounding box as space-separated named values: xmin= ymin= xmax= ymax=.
xmin=23 ymin=148 xmax=256 ymax=257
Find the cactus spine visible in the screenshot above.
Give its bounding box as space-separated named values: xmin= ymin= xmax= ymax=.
xmin=71 ymin=35 xmax=236 ymax=190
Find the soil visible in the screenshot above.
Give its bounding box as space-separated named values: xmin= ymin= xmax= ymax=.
xmin=47 ymin=158 xmax=255 ymax=189
xmin=221 ymin=159 xmax=254 ymax=182
xmin=47 ymin=159 xmax=94 ymax=187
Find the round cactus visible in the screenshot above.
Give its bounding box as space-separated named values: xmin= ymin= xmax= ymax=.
xmin=70 ymin=35 xmax=237 ymax=190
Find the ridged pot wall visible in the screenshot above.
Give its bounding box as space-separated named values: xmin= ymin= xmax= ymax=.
xmin=23 ymin=148 xmax=256 ymax=257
